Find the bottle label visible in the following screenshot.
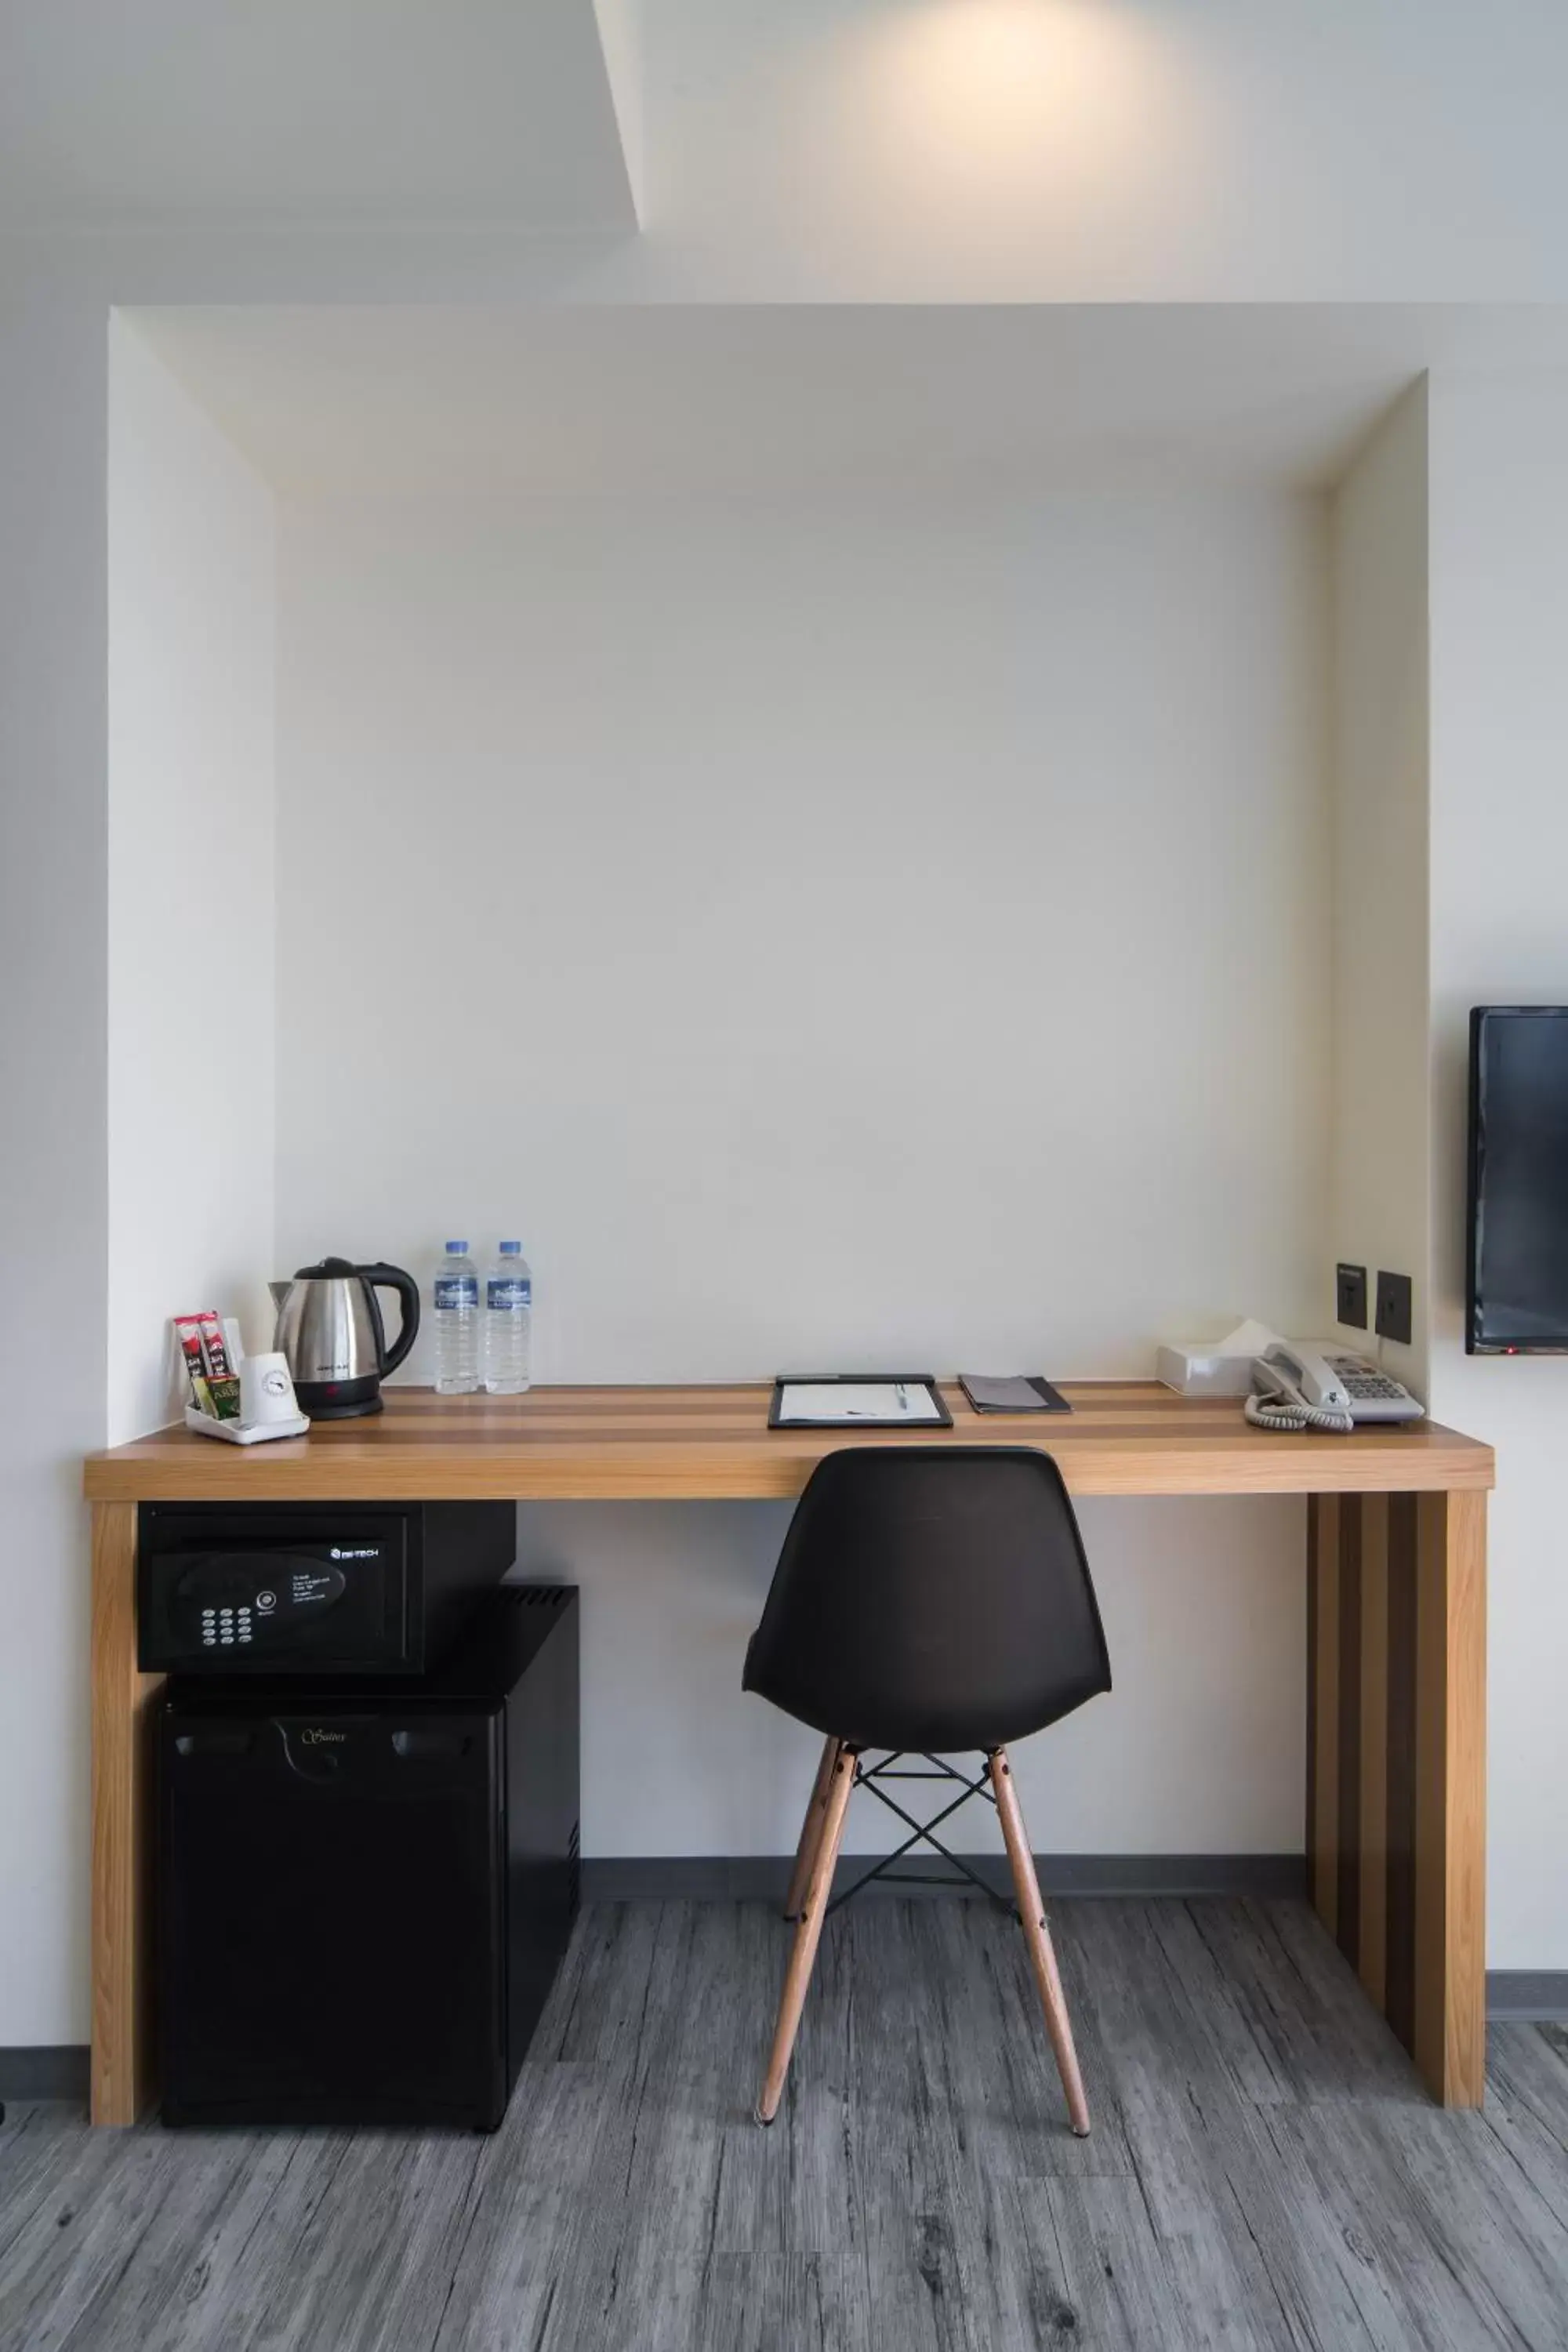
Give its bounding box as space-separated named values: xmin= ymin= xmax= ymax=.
xmin=434 ymin=1276 xmax=478 ymax=1311
xmin=487 ymin=1278 xmax=532 ymax=1311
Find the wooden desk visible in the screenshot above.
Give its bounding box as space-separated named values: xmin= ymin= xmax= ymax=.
xmin=85 ymin=1383 xmax=1494 ymax=2122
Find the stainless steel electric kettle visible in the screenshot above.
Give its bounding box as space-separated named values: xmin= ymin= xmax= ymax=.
xmin=269 ymin=1258 xmax=421 ymax=1419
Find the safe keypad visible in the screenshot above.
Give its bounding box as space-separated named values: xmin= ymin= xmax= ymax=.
xmin=200 ymin=1606 xmax=254 ymax=1649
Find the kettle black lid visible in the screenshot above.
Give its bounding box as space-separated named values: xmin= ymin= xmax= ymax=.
xmin=294 ymin=1255 xmax=361 ymax=1279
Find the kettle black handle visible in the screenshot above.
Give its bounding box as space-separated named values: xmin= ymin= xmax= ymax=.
xmin=358 ymin=1263 xmax=421 ymax=1377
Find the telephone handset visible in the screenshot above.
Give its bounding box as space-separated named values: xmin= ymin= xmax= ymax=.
xmin=1246 ymin=1342 xmax=1424 ymax=1434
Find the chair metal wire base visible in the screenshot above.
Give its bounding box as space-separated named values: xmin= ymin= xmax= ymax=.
xmin=822 ymin=1751 xmax=1015 ymax=1918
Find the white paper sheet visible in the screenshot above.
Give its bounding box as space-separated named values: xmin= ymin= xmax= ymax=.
xmin=775 ymin=1381 xmax=945 ymax=1425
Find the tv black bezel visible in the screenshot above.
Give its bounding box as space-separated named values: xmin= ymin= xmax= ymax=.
xmin=1466 ymin=1004 xmax=1568 ymax=1356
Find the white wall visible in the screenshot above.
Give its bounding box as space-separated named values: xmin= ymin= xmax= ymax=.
xmin=107 ymin=318 xmax=278 ymax=1442
xmin=517 ymin=1495 xmax=1307 ymax=1861
xmin=278 ymin=489 xmax=1330 ymax=1381
xmin=0 ymin=278 xmax=110 ymax=2045
xmin=277 ymin=485 xmax=1328 ymax=1855
xmin=1327 ymin=383 xmax=1431 ymax=1388
xmin=1426 ymin=374 xmax=1568 ymax=1971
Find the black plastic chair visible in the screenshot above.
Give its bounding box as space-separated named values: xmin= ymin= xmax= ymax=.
xmin=743 ymin=1446 xmax=1112 ymax=2132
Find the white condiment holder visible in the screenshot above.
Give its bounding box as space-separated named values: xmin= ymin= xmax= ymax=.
xmin=184 ymin=1404 xmax=310 ymax=1445
xmin=182 ymin=1321 xmax=309 ymax=1443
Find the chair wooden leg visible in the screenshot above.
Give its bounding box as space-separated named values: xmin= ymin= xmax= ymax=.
xmin=783 ymin=1733 xmax=840 ymax=1920
xmin=989 ymin=1747 xmax=1091 ymax=2137
xmin=756 ymin=1740 xmax=855 ymax=2125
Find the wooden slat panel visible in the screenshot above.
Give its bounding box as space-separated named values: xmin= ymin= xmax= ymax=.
xmin=1308 ymin=1487 xmax=1486 ymax=2109
xmin=82 ymin=1382 xmax=1496 ymax=1504
xmin=1356 ymin=1494 xmax=1390 ymax=2013
xmin=90 ymin=1503 xmax=162 ymax=2125
xmin=1305 ymin=1497 xmax=1318 ymax=1883
xmin=1384 ymin=1494 xmax=1419 ymax=2054
xmin=1308 ymin=1494 xmax=1341 ymax=1936
xmin=1412 ymin=1489 xmax=1488 ymax=2109
xmin=1335 ymin=1495 xmax=1363 ymax=1965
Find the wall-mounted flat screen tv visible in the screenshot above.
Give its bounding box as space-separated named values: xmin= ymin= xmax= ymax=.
xmin=1468 ymin=1006 xmax=1568 ymax=1353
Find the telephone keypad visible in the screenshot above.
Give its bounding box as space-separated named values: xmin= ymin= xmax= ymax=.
xmin=1322 ymin=1352 xmax=1425 ymax=1421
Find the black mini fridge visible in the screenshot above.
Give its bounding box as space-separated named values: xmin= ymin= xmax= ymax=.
xmin=158 ymin=1584 xmax=579 ymax=2129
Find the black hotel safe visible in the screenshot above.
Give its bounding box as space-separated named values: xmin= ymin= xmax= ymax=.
xmin=138 ymin=1501 xmax=516 ymax=1675
xmin=158 ymin=1583 xmax=579 ymax=2129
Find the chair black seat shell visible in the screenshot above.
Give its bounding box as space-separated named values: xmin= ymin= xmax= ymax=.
xmin=743 ymin=1446 xmax=1111 ymax=1753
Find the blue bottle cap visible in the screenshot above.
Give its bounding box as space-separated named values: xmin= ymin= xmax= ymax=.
xmin=445 ymin=1240 xmax=469 ymax=1254
xmin=499 ymin=1240 xmax=522 ymax=1254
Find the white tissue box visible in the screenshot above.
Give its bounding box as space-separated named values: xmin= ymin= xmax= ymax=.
xmin=1156 ymin=1342 xmax=1258 ymax=1397
xmin=1156 ymin=1318 xmax=1283 ymax=1396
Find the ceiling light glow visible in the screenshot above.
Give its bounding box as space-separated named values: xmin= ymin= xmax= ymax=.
xmin=804 ymin=0 xmax=1197 ymax=280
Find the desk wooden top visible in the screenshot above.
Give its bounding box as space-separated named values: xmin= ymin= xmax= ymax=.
xmin=83 ymin=1383 xmax=1494 ymax=1504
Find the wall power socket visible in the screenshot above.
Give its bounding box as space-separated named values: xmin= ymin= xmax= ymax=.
xmin=1375 ymin=1270 xmax=1414 ymax=1348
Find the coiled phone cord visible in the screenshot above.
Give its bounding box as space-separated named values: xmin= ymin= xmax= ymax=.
xmin=1243 ymin=1390 xmax=1355 ymax=1436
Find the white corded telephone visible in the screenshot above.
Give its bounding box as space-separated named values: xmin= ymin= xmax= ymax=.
xmin=1246 ymin=1342 xmax=1424 ymax=1435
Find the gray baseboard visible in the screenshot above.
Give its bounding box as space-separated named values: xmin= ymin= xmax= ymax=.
xmin=6 ymin=1947 xmax=1555 ymax=2109
xmin=0 ymin=2046 xmax=90 ymax=2102
xmin=581 ymin=1853 xmax=1308 ymax=1904
xmin=1486 ymin=1971 xmax=1568 ymax=2022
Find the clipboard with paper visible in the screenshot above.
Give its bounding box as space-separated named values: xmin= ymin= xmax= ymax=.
xmin=768 ymin=1375 xmax=953 ymax=1430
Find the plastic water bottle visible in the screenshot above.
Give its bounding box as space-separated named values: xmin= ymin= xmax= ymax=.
xmin=433 ymin=1242 xmax=480 ymax=1394
xmin=485 ymin=1242 xmax=533 ymax=1394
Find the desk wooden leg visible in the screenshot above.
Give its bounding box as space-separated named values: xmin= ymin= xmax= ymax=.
xmin=90 ymin=1502 xmax=162 ymax=2125
xmin=1308 ymin=1488 xmax=1486 ymax=2107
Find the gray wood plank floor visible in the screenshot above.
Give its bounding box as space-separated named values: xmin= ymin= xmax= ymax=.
xmin=5 ymin=1897 xmax=1567 ymax=2350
